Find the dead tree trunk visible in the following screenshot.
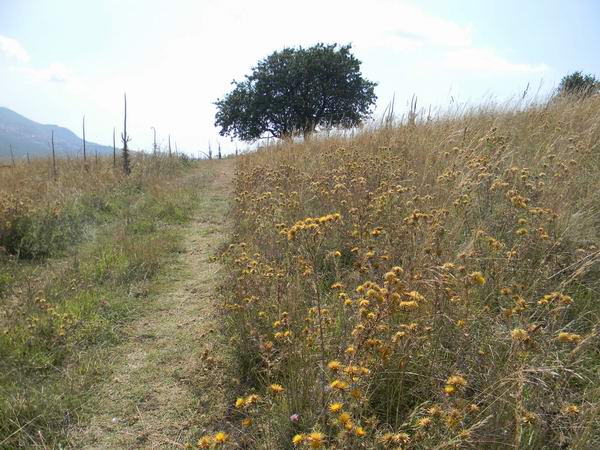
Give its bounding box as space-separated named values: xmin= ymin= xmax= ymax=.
xmin=121 ymin=93 xmax=131 ymax=175
xmin=83 ymin=115 xmax=88 ymax=170
xmin=151 ymin=127 xmax=157 ymax=156
xmin=113 ymin=127 xmax=116 ymax=168
xmin=51 ymin=130 xmax=57 ymax=180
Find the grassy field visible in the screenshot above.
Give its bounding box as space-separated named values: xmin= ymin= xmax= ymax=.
xmin=2 ymin=95 xmax=600 ymax=449
xmin=218 ymin=96 xmax=600 ymax=449
xmin=0 ymin=154 xmax=208 ymax=448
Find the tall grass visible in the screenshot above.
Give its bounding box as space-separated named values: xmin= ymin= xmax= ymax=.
xmin=0 ymin=153 xmax=186 ymax=259
xmin=0 ymin=153 xmax=205 ymax=448
xmin=219 ymin=95 xmax=600 ymax=449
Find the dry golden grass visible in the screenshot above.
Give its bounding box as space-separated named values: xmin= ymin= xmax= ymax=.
xmin=0 ymin=153 xmax=185 ymax=259
xmin=217 ymin=96 xmax=600 ymax=449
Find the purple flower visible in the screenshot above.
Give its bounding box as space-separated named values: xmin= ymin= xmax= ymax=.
xmin=289 ymin=413 xmax=300 ymax=423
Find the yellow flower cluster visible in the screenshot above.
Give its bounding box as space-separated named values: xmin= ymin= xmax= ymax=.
xmin=220 ymin=100 xmax=600 ymax=448
xmin=234 ymin=394 xmax=259 ymax=409
xmin=197 ymin=432 xmax=228 ymax=448
xmin=286 ymin=213 xmax=341 ymax=240
xmin=444 ymin=375 xmax=467 ymax=395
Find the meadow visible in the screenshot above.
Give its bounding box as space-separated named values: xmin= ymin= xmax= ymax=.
xmin=217 ymin=95 xmax=600 ymax=449
xmin=0 ymin=154 xmax=206 ymax=448
xmin=2 ymin=95 xmax=599 ymax=450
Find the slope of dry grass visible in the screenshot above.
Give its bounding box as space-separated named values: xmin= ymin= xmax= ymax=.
xmin=218 ymin=96 xmax=600 ymax=449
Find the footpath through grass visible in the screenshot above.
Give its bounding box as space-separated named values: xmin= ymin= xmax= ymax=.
xmin=71 ymin=159 xmax=234 ymax=449
xmin=0 ymin=158 xmax=220 ymax=449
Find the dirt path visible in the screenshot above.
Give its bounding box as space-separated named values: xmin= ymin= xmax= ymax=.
xmin=71 ymin=161 xmax=234 ymax=449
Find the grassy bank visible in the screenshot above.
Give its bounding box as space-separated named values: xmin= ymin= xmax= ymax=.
xmin=220 ymin=96 xmax=600 ymax=449
xmin=0 ymin=155 xmax=207 ymax=448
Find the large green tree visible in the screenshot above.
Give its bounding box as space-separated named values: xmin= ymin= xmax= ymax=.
xmin=214 ymin=43 xmax=377 ymax=141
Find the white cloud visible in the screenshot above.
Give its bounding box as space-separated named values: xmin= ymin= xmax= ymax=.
xmin=0 ymin=35 xmax=30 ymax=63
xmin=382 ymin=6 xmax=474 ymax=49
xmin=443 ymin=48 xmax=548 ymax=74
xmin=17 ymin=63 xmax=88 ymax=99
xmin=22 ymin=63 xmax=71 ymax=83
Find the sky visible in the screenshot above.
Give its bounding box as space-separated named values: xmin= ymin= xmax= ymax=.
xmin=0 ymin=0 xmax=598 ymax=155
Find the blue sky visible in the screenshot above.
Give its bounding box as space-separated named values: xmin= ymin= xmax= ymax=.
xmin=0 ymin=0 xmax=598 ymax=155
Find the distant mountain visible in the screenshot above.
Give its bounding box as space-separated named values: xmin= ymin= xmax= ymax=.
xmin=0 ymin=107 xmax=112 ymax=160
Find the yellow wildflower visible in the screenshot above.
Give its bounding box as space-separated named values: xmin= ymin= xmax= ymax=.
xmin=330 ymin=379 xmax=349 ymax=390
xmin=470 ymin=271 xmax=486 ymax=285
xmin=338 ymin=412 xmax=352 ymax=426
xmin=213 ymin=432 xmax=228 ymax=444
xmin=197 ymin=436 xmax=212 ymax=448
xmin=447 ymin=375 xmax=467 ymax=388
xmin=269 ymin=383 xmax=285 ymax=394
xmin=511 ymin=328 xmax=529 ymax=342
xmin=558 ymin=331 xmax=582 ymax=343
xmin=327 ymin=360 xmax=343 ymax=372
xmin=561 ymin=404 xmax=580 ymax=416
xmin=308 ymin=432 xmax=325 ymax=448
xmin=399 ymin=300 xmax=418 ymax=310
xmin=416 ymin=417 xmax=432 ymax=428
xmin=445 ymin=375 xmax=467 ymax=395
xmin=329 ymin=402 xmax=343 ymax=413
xmin=427 ymin=405 xmax=442 ymax=417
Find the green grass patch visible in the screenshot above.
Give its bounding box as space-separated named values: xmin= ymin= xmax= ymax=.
xmin=0 ymin=165 xmax=211 ymax=449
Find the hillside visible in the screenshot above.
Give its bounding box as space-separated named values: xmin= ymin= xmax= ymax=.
xmin=219 ymin=96 xmax=600 ymax=448
xmin=0 ymin=106 xmax=112 ymax=160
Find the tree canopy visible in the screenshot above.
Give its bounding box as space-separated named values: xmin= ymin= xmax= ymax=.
xmin=558 ymin=71 xmax=599 ymax=97
xmin=214 ymin=43 xmax=377 ymax=141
